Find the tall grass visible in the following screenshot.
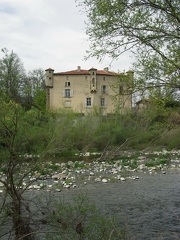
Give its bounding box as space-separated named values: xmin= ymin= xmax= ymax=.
xmin=5 ymin=105 xmax=177 ymax=158
xmin=44 ymin=106 xmax=180 ymax=156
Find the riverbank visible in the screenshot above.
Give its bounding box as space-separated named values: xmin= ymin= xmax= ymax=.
xmin=0 ymin=149 xmax=180 ymax=239
xmin=0 ymin=149 xmax=180 ymax=193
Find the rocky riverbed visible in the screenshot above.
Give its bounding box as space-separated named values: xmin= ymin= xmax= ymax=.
xmin=1 ymin=149 xmax=179 ymax=193
xmin=0 ymin=149 xmax=180 ymax=239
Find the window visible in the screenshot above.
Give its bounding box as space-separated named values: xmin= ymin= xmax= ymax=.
xmin=85 ymin=76 xmax=88 ymax=80
xmin=64 ymin=100 xmax=71 ymax=108
xmin=65 ymin=89 xmax=70 ymax=97
xmin=63 ymin=89 xmax=73 ymax=98
xmin=49 ymin=77 xmax=51 ymax=80
xmin=86 ymin=98 xmax=91 ymax=107
xmin=103 ymin=76 xmax=106 ymax=81
xmin=102 ymin=85 xmax=106 ymax=94
xmin=65 ymin=82 xmax=70 ymax=87
xmin=119 ymin=86 xmax=123 ymax=94
xmin=92 ymin=78 xmax=95 ymax=84
xmin=100 ymin=98 xmax=105 ymax=107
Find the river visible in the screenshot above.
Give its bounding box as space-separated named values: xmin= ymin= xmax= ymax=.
xmin=1 ymin=169 xmax=179 ymax=239
xmin=58 ymin=169 xmax=180 ymax=240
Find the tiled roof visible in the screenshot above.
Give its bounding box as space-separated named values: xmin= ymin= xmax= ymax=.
xmin=54 ymin=69 xmax=118 ymax=76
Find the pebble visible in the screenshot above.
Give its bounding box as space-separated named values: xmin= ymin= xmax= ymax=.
xmin=102 ymin=178 xmax=108 ymax=183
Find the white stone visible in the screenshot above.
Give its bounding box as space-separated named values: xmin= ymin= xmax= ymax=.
xmin=117 ymin=175 xmax=121 ymax=180
xmin=52 ymin=173 xmax=66 ymax=180
xmin=139 ymin=164 xmax=146 ymax=170
xmin=102 ymin=178 xmax=108 ymax=183
xmin=95 ymin=178 xmax=101 ymax=182
xmin=55 ymin=189 xmax=62 ymax=192
xmin=84 ymin=152 xmax=90 ymax=156
xmin=90 ymin=172 xmax=95 ymax=176
xmin=55 ymin=163 xmax=61 ymax=166
xmin=120 ymin=177 xmax=125 ymax=181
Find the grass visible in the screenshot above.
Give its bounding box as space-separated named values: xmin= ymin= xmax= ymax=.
xmin=74 ymin=161 xmax=86 ymax=169
xmin=145 ymin=157 xmax=169 ymax=167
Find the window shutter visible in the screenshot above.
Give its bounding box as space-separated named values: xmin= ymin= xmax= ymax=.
xmin=70 ymin=90 xmax=74 ymax=97
xmin=62 ymin=90 xmax=65 ymax=97
xmin=106 ymin=98 xmax=108 ymax=107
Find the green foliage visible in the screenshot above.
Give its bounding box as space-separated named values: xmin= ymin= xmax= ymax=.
xmin=158 ymin=128 xmax=180 ymax=149
xmin=145 ymin=158 xmax=169 ymax=168
xmin=33 ymin=89 xmax=46 ymax=112
xmin=74 ymin=161 xmax=85 ymax=169
xmin=0 ymin=100 xmax=52 ymax=161
xmin=45 ymin=195 xmax=129 ymax=240
xmin=0 ymin=48 xmax=26 ymax=103
xmin=78 ymin=0 xmax=179 ymax=67
xmin=0 ymin=48 xmax=46 ymax=110
xmin=78 ymin=0 xmax=180 ymax=105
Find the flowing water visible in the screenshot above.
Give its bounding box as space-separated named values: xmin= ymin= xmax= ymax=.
xmin=1 ymin=170 xmax=179 ymax=239
xmin=59 ymin=169 xmax=180 ymax=240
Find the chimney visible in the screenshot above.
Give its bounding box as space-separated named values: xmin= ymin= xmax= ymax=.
xmin=77 ymin=66 xmax=81 ymax=71
xmin=104 ymin=67 xmax=109 ymax=72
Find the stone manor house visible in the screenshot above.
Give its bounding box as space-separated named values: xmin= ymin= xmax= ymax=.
xmin=45 ymin=66 xmax=133 ymax=115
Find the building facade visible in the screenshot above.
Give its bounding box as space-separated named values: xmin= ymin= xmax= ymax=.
xmin=45 ymin=66 xmax=133 ymax=115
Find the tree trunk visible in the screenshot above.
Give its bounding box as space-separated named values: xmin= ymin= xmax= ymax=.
xmin=12 ymin=198 xmax=34 ymax=240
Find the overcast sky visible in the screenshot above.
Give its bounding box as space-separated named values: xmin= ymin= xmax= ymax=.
xmin=0 ymin=0 xmax=133 ymax=73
